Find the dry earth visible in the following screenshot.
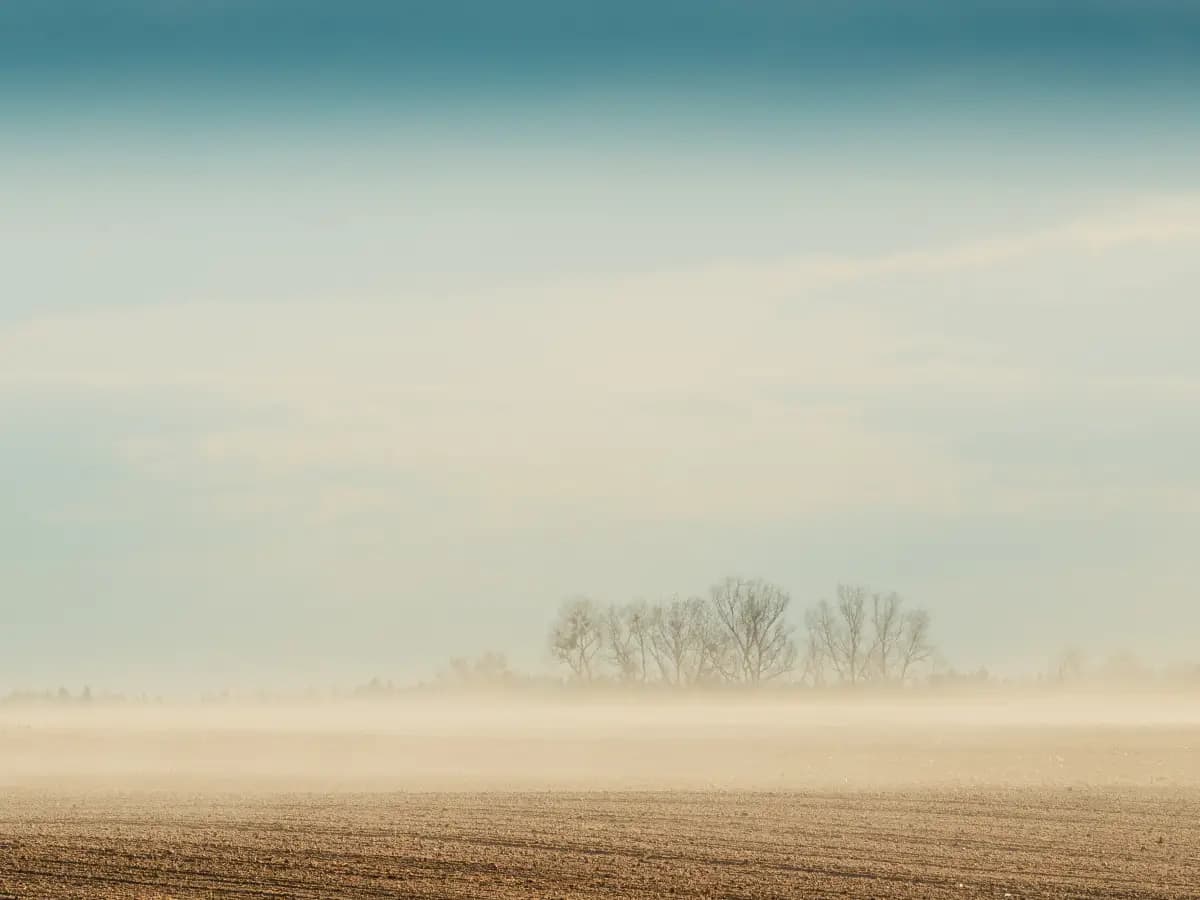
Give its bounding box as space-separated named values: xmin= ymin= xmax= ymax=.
xmin=1 ymin=789 xmax=1197 ymax=899
xmin=1 ymin=697 xmax=1197 ymax=898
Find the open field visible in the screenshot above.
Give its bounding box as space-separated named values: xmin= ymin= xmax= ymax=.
xmin=2 ymin=788 xmax=1197 ymax=899
xmin=1 ymin=696 xmax=1197 ymax=898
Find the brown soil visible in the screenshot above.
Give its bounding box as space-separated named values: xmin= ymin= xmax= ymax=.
xmin=3 ymin=699 xmax=1197 ymax=898
xmin=2 ymin=787 xmax=1197 ymax=899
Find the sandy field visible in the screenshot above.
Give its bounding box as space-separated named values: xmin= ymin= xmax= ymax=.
xmin=1 ymin=694 xmax=1197 ymax=898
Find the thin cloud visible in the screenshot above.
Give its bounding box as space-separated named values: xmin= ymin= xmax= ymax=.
xmin=588 ymin=195 xmax=1200 ymax=305
xmin=2 ymin=195 xmax=1197 ymax=524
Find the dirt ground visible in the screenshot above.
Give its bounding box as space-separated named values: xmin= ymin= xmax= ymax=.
xmin=1 ymin=788 xmax=1197 ymax=899
xmin=1 ymin=697 xmax=1197 ymax=898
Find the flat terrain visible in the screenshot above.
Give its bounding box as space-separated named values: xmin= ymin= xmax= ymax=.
xmin=1 ymin=696 xmax=1197 ymax=898
xmin=1 ymin=788 xmax=1197 ymax=899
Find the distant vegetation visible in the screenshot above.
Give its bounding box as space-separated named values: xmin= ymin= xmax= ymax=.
xmin=433 ymin=576 xmax=1197 ymax=694
xmin=543 ymin=578 xmax=932 ymax=688
xmin=3 ymin=576 xmax=1197 ymax=703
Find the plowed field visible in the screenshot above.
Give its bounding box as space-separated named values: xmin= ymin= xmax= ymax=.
xmin=2 ymin=699 xmax=1197 ymax=898
xmin=1 ymin=788 xmax=1197 ymax=899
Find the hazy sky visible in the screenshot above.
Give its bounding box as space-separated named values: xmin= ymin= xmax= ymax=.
xmin=3 ymin=2 xmax=1199 ymax=690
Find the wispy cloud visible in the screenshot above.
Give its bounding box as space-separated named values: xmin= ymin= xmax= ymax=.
xmin=593 ymin=195 xmax=1200 ymax=305
xmin=2 ymin=196 xmax=1197 ymax=526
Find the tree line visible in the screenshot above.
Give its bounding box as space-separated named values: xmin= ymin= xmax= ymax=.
xmin=549 ymin=576 xmax=934 ymax=688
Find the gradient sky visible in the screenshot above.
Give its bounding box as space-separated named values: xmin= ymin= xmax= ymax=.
xmin=3 ymin=2 xmax=1199 ymax=691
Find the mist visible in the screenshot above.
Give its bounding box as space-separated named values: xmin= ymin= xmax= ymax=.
xmin=2 ymin=692 xmax=1197 ymax=795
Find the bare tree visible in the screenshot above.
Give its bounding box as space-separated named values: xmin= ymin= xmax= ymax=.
xmin=804 ymin=585 xmax=871 ymax=685
xmin=648 ymin=596 xmax=713 ymax=686
xmin=869 ymin=592 xmax=904 ymax=682
xmin=549 ymin=596 xmax=604 ymax=682
xmin=897 ymin=608 xmax=933 ymax=683
xmin=799 ymin=625 xmax=827 ymax=687
xmin=695 ymin=600 xmax=735 ymax=686
xmin=805 ymin=600 xmax=843 ymax=683
xmin=605 ymin=601 xmax=652 ymax=684
xmin=709 ymin=576 xmax=796 ymax=685
xmin=836 ymin=584 xmax=869 ymax=684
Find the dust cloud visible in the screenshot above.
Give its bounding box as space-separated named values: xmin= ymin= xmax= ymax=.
xmin=3 ymin=692 xmax=1196 ymax=793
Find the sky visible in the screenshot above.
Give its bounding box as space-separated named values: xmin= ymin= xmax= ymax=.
xmin=2 ymin=2 xmax=1199 ymax=691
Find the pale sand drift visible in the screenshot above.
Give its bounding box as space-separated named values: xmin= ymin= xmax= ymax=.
xmin=1 ymin=693 xmax=1197 ymax=791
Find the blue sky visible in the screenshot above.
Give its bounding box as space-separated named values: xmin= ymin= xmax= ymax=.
xmin=2 ymin=2 xmax=1199 ymax=690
